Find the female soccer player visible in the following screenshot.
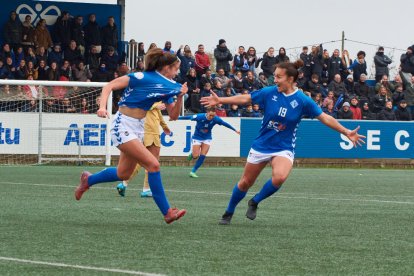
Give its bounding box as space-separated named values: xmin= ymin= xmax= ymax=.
xmin=75 ymin=48 xmax=188 ymax=224
xmin=200 ymin=60 xmax=365 ymax=225
xmin=116 ymin=101 xmax=171 ymax=198
xmin=178 ymin=106 xmax=240 ymax=178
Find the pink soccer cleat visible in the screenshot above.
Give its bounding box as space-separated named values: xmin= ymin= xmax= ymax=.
xmin=75 ymin=171 xmax=91 ymax=200
xmin=164 ymin=208 xmax=187 ymax=224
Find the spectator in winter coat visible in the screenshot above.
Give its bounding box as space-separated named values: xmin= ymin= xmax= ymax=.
xmin=340 ymin=50 xmax=353 ymax=81
xmin=252 ymin=104 xmax=263 ymax=117
xmin=349 ymin=51 xmax=367 ymax=82
xmin=392 ymin=84 xmax=405 ymax=108
xmin=177 ymin=45 xmax=195 ymax=79
xmin=337 ymin=102 xmax=353 ymax=119
xmin=275 ymin=47 xmax=289 ymax=64
xmin=48 ymin=44 xmax=63 ymax=67
xmin=242 ymin=104 xmax=256 ymax=117
xmin=64 ymin=40 xmax=83 ymax=65
xmin=258 ymin=72 xmax=268 ymax=88
xmin=194 ymin=44 xmax=210 ymax=78
xmin=199 ymin=68 xmax=213 ymax=88
xmin=361 ymin=102 xmax=376 ymax=120
xmin=374 ymin=46 xmax=392 ymax=82
xmin=328 ymin=74 xmax=348 ymax=98
xmin=260 ymin=47 xmax=277 ymax=84
xmin=215 ymin=103 xmax=227 ymax=117
xmin=35 ymin=46 xmax=48 ymax=65
xmin=242 ymin=71 xmax=262 ymax=92
xmin=101 ymin=46 xmax=119 ymax=73
xmin=84 ymin=14 xmax=101 ymax=53
xmin=71 ymin=16 xmax=85 ymax=55
xmin=300 ymin=46 xmax=312 ymax=79
xmin=401 ymin=75 xmax=414 ymax=115
xmin=296 ymin=70 xmax=307 ymax=90
xmin=101 ymin=16 xmax=118 ymax=53
xmin=3 ymin=11 xmax=22 ymax=50
xmin=86 ymin=45 xmax=101 ymax=73
xmin=377 ymin=101 xmax=396 ymax=120
xmin=227 ymin=104 xmax=242 ymax=117
xmin=15 ymin=59 xmax=28 ymax=80
xmin=163 ymin=41 xmax=174 ymax=54
xmin=47 ymin=61 xmax=60 ymax=81
xmin=246 ymin=47 xmax=258 ymax=73
xmin=349 ymin=97 xmax=362 ymax=120
xmin=53 ymin=11 xmax=72 ymax=49
xmin=21 ymin=15 xmax=35 ymax=50
xmin=36 ymin=60 xmax=48 ymax=80
xmin=371 ymin=86 xmax=390 ymax=113
xmin=214 ymin=68 xmax=232 ymax=89
xmin=327 ymin=49 xmax=344 ymax=81
xmin=214 ymin=39 xmax=233 ymax=76
xmin=0 ymin=43 xmax=13 ymax=63
xmin=34 ymin=19 xmax=53 ymax=50
xmin=233 ymin=46 xmax=249 ymax=76
xmin=307 ymin=74 xmax=324 ymax=97
xmin=399 ymin=46 xmax=414 ymax=83
xmin=310 ymin=44 xmax=324 ymax=78
xmin=354 ymin=73 xmax=372 ymax=106
xmin=344 ymin=74 xmax=355 ymax=95
xmin=91 ymin=63 xmax=110 ymax=82
xmin=375 ymin=74 xmax=395 ymax=93
xmin=73 ymin=61 xmax=92 ymax=81
xmin=322 ymin=99 xmax=337 ymax=119
xmin=3 ymin=57 xmax=15 ymax=79
xmin=394 ymin=100 xmax=412 ymax=121
xmin=232 ymin=71 xmax=244 ymax=94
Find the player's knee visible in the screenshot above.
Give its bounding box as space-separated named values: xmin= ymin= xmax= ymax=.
xmin=193 ymin=154 xmax=199 ymax=159
xmin=272 ymin=174 xmax=288 ymax=186
xmin=239 ymin=176 xmax=254 ymax=190
xmin=117 ymin=170 xmax=131 ymax=180
xmin=146 ymin=161 xmax=160 ymax=172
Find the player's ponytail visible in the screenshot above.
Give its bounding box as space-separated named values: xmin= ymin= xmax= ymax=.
xmin=276 ymin=60 xmax=304 ymax=82
xmin=145 ymin=48 xmax=180 ymax=72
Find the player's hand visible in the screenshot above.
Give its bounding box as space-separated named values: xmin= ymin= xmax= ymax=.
xmin=346 ymin=126 xmax=366 ymax=147
xmin=156 ymin=103 xmax=166 ymax=110
xmin=200 ymin=91 xmax=220 ymax=107
xmin=179 ymin=82 xmax=188 ymax=96
xmin=235 ymin=130 xmax=241 ymax=135
xmin=164 ymin=128 xmax=171 ymax=135
xmin=97 ymin=108 xmax=109 ymax=118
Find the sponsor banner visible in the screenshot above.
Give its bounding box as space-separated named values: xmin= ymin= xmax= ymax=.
xmin=0 ymin=113 xmax=241 ymax=157
xmin=240 ymin=119 xmax=414 ymax=159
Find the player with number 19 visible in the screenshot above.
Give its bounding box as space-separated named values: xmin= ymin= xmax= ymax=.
xmin=201 ymin=60 xmax=365 ymax=225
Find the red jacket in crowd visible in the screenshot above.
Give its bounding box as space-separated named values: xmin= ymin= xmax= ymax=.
xmin=195 ymin=51 xmax=211 ymax=74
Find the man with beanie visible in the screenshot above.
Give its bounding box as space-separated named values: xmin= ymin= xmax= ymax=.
xmin=374 ymin=46 xmax=392 ymax=83
xmin=214 ymin=39 xmax=233 ymax=76
xmin=400 ymin=46 xmax=414 ymax=84
xmin=361 ymin=102 xmax=376 ymax=120
xmin=337 ymin=102 xmax=353 ymax=120
xmin=395 ymin=100 xmax=412 ymax=121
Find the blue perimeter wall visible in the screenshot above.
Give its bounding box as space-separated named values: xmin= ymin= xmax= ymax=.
xmin=240 ymin=119 xmax=414 ymax=159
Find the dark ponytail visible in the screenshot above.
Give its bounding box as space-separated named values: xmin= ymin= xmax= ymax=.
xmin=276 ymin=60 xmax=304 ymax=82
xmin=145 ymin=48 xmax=180 ymax=72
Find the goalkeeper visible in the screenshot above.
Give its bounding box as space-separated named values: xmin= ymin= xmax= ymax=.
xmin=116 ymin=101 xmax=171 ymax=197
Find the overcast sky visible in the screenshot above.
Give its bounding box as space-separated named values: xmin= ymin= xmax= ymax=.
xmin=50 ymin=0 xmax=413 ymax=77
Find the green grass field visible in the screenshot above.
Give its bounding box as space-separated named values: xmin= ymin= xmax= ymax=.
xmin=0 ymin=166 xmax=413 ymax=275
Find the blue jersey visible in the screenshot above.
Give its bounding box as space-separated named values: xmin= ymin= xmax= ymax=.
xmin=178 ymin=113 xmax=236 ymax=140
xmin=250 ymin=86 xmax=322 ymax=153
xmin=118 ymin=71 xmax=182 ymax=111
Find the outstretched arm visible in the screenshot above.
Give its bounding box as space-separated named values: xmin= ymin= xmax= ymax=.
xmin=317 ymin=112 xmax=365 ymax=147
xmin=97 ymin=75 xmax=129 ymax=118
xmin=218 ymin=119 xmax=240 ymax=134
xmin=200 ymin=91 xmax=251 ymax=107
xmin=166 ymin=82 xmax=188 ymax=120
xmin=177 ymin=115 xmax=194 ymax=120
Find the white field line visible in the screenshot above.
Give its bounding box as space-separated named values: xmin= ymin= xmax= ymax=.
xmin=1 ymin=181 xmax=414 ymax=205
xmin=0 ymin=256 xmax=166 ymax=276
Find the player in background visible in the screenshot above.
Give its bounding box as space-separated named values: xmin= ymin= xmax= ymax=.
xmin=178 ymin=106 xmax=240 ymax=178
xmin=201 ymin=60 xmax=365 ymax=225
xmin=116 ymin=101 xmax=171 ymax=198
xmin=74 ymin=48 xmax=188 ymax=224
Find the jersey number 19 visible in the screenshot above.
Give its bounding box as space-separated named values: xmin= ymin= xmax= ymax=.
xmin=278 ymin=107 xmax=287 ymax=117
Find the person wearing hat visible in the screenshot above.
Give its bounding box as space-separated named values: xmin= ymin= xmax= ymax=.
xmin=377 ymin=100 xmax=396 ymax=121
xmin=374 ymin=46 xmax=392 ymax=83
xmin=214 ymin=39 xmax=233 ymax=76
xmin=344 ymin=74 xmax=355 ymax=94
xmin=361 ymin=102 xmax=376 ymax=120
xmin=394 ymin=100 xmax=412 ymax=121
xmin=337 ymin=101 xmax=354 ymax=120
xmin=399 ymin=46 xmax=414 ymax=84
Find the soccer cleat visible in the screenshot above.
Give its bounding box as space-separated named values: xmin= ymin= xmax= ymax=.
xmin=164 ymin=207 xmax=186 ymax=224
xmin=116 ymin=183 xmax=126 ymax=197
xmin=189 ymin=172 xmax=198 ymax=178
xmin=246 ymin=199 xmax=258 ymax=220
xmin=187 ymin=153 xmax=193 ymax=161
xmin=140 ymin=190 xmax=153 ymax=198
xmin=75 ymin=171 xmax=91 ymax=200
xmin=219 ymin=211 xmax=233 ymax=225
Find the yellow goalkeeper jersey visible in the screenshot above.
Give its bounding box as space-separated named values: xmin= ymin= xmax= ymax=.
xmin=144 ymin=101 xmax=168 ymax=136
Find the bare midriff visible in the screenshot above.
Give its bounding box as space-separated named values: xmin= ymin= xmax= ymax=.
xmin=119 ymin=106 xmax=147 ymax=119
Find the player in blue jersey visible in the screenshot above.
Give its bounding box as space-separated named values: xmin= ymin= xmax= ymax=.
xmin=74 ymin=48 xmax=188 ymax=224
xmin=201 ymin=60 xmax=365 ymax=225
xmin=178 ymin=106 xmax=240 ymax=178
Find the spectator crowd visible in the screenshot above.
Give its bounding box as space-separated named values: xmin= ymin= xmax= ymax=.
xmin=1 ymin=10 xmax=413 ymax=121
